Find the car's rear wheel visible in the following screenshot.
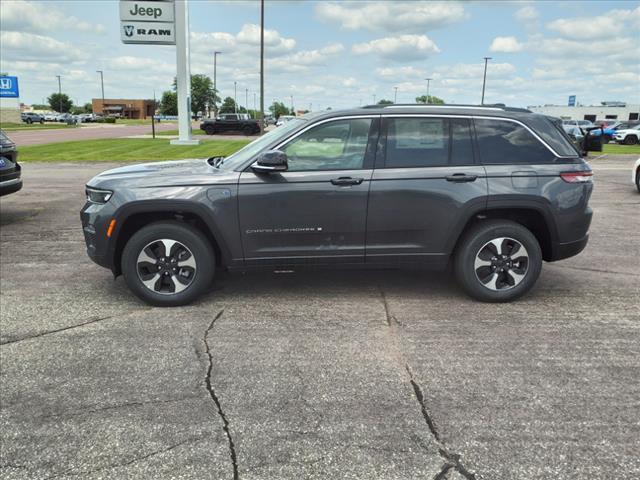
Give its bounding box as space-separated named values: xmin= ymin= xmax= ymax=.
xmin=454 ymin=220 xmax=542 ymax=302
xmin=624 ymin=135 xmax=638 ymax=145
xmin=636 ymin=170 xmax=640 ymax=193
xmin=243 ymin=125 xmax=253 ymax=136
xmin=122 ymin=221 xmax=215 ymax=306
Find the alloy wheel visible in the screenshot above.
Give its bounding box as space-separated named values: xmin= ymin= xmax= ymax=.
xmin=474 ymin=237 xmax=529 ymax=291
xmin=136 ymin=239 xmax=197 ymax=295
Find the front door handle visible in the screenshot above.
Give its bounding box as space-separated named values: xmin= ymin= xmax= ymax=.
xmin=331 ymin=177 xmax=364 ymax=186
xmin=445 ymin=173 xmax=478 ymax=183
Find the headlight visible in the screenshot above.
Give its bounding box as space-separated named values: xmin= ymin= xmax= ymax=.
xmin=86 ymin=187 xmax=113 ymax=204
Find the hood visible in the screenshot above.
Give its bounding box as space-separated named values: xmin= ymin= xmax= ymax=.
xmin=87 ymin=158 xmax=239 ymax=190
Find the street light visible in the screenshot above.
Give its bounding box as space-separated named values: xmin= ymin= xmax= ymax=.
xmin=213 ymin=51 xmax=221 ymax=117
xmin=96 ymin=70 xmax=104 ymax=115
xmin=234 ymin=81 xmax=237 ymax=113
xmin=372 ymin=93 xmax=376 ymax=104
xmin=259 ymin=0 xmax=265 ymax=134
xmin=394 ymin=86 xmax=398 ymax=104
xmin=481 ymin=57 xmax=492 ymax=105
xmin=245 ymin=88 xmax=249 ymax=116
xmin=424 ymin=78 xmax=432 ymax=104
xmin=55 ymin=75 xmax=62 ymax=113
xmin=290 ymin=95 xmax=294 ymax=114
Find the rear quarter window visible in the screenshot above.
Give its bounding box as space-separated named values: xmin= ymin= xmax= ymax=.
xmin=474 ymin=119 xmax=556 ymax=164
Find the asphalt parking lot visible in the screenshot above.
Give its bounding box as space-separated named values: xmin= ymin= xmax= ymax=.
xmin=1 ymin=155 xmax=639 ymax=480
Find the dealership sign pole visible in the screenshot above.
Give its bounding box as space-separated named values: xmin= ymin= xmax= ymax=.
xmin=120 ymin=0 xmax=198 ymax=145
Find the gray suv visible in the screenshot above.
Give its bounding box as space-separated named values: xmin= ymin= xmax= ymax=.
xmin=81 ymin=105 xmax=598 ymax=306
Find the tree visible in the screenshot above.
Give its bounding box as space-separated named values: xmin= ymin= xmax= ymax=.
xmin=172 ymin=74 xmax=219 ymax=116
xmin=47 ymin=93 xmax=73 ymax=113
xmin=219 ymin=96 xmax=238 ymax=114
xmin=30 ymin=103 xmax=49 ymax=110
xmin=71 ymin=102 xmax=94 ymax=115
xmin=269 ymin=101 xmax=292 ymax=119
xmin=377 ymin=99 xmax=393 ymax=105
xmin=160 ymin=90 xmax=177 ymax=115
xmin=415 ymin=95 xmax=445 ymax=105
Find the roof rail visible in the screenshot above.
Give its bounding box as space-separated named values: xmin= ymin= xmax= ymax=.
xmin=361 ymin=103 xmax=532 ymax=113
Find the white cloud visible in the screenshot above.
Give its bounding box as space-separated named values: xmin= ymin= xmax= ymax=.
xmin=316 ymin=1 xmax=466 ymax=34
xmin=376 ymin=66 xmax=426 ymax=79
xmin=236 ymin=24 xmax=296 ymax=52
xmin=0 ymin=31 xmax=88 ymax=63
xmin=0 ymin=0 xmax=105 ymax=34
xmin=514 ymin=5 xmax=539 ymax=22
xmin=489 ymin=36 xmax=524 ymax=53
xmin=352 ymin=35 xmax=440 ymax=61
xmin=547 ymin=15 xmax=622 ymax=40
xmin=268 ymin=43 xmax=345 ymax=73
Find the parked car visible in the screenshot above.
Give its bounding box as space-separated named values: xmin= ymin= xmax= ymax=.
xmin=0 ymin=130 xmax=22 ymax=196
xmin=600 ymin=121 xmax=640 ymax=143
xmin=200 ymin=113 xmax=261 ymax=135
xmin=56 ymin=113 xmax=74 ymax=123
xmin=77 ymin=113 xmax=97 ymax=123
xmin=563 ymin=125 xmax=585 ymax=147
xmin=613 ymin=124 xmax=640 ymax=145
xmin=21 ymin=112 xmax=44 ymax=124
xmin=562 ymin=119 xmax=595 ymax=130
xmin=276 ymin=115 xmax=296 ymax=127
xmin=81 ymin=104 xmax=599 ymax=306
xmin=43 ymin=112 xmax=59 ymax=122
xmin=632 ymin=158 xmax=640 ymax=193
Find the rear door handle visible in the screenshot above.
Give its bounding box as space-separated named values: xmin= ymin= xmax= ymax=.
xmin=331 ymin=177 xmax=364 ymax=186
xmin=445 ymin=173 xmax=478 ymax=183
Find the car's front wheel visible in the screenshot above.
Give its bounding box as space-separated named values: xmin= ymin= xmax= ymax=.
xmin=624 ymin=135 xmax=638 ymax=145
xmin=204 ymin=125 xmax=216 ymax=135
xmin=121 ymin=221 xmax=215 ymax=306
xmin=454 ymin=220 xmax=542 ymax=302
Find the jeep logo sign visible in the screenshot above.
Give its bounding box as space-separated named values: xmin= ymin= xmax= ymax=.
xmin=119 ymin=1 xmax=175 ymax=22
xmin=120 ymin=0 xmax=176 ymax=45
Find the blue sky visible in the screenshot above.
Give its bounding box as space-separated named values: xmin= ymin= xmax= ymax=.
xmin=1 ymin=0 xmax=639 ymax=110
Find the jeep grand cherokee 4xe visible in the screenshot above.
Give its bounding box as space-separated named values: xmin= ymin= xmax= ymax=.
xmin=81 ymin=105 xmax=598 ymax=306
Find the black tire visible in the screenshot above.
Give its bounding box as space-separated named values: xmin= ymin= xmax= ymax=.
xmin=121 ymin=221 xmax=215 ymax=307
xmin=242 ymin=125 xmax=253 ymax=136
xmin=204 ymin=125 xmax=216 ymax=135
xmin=26 ymin=118 xmax=33 ymax=124
xmin=624 ymin=135 xmax=638 ymax=145
xmin=454 ymin=220 xmax=542 ymax=302
xmin=39 ymin=119 xmax=44 ymax=124
xmin=636 ymin=170 xmax=640 ymax=193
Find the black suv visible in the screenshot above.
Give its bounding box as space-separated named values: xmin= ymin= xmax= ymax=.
xmin=82 ymin=105 xmax=598 ymax=306
xmin=200 ymin=113 xmax=261 ymax=135
xmin=0 ymin=130 xmax=22 ymax=196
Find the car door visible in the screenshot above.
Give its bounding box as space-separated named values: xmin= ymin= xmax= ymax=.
xmin=365 ymin=116 xmax=488 ymax=267
xmin=238 ymin=116 xmax=379 ymax=265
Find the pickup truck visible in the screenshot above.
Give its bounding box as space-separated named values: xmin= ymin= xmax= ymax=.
xmin=200 ymin=113 xmax=260 ymax=135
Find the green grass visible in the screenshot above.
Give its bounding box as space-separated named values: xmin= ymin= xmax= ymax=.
xmin=157 ymin=129 xmax=207 ymax=136
xmin=602 ymin=143 xmax=640 ymax=155
xmin=0 ymin=122 xmax=75 ymax=132
xmin=18 ymin=138 xmax=251 ymax=162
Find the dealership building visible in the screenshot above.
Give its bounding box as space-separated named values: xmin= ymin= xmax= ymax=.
xmin=528 ymin=102 xmax=639 ymax=122
xmin=92 ymin=98 xmax=156 ymax=119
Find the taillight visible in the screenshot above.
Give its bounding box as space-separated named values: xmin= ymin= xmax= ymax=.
xmin=560 ymin=171 xmax=593 ymax=183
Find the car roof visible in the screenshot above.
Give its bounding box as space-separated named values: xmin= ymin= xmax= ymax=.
xmin=304 ymin=103 xmax=540 ymax=122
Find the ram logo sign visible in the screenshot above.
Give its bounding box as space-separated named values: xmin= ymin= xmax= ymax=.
xmin=120 ymin=21 xmax=175 ymax=45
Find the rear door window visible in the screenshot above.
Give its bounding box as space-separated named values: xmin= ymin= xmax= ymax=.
xmin=474 ymin=119 xmax=555 ymax=164
xmin=385 ymin=118 xmax=448 ymax=168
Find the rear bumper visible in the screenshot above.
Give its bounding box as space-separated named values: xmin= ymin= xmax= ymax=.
xmin=0 ymin=177 xmax=22 ymax=196
xmin=550 ymin=234 xmax=589 ymax=261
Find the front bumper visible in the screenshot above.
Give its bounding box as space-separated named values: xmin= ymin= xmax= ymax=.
xmin=81 ymin=200 xmax=116 ymax=271
xmin=0 ymin=177 xmax=22 ymax=196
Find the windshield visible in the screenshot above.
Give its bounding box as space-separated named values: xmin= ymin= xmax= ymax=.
xmin=220 ymin=118 xmax=307 ymax=170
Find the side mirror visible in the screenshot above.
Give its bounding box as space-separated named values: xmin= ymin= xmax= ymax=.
xmin=583 ymin=127 xmax=603 ymax=153
xmin=252 ymin=150 xmax=288 ymax=173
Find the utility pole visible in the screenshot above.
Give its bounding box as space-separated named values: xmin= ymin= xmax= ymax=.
xmin=234 ymin=81 xmax=237 ymax=113
xmin=245 ymin=88 xmax=248 ymax=115
xmin=213 ymin=51 xmax=221 ymax=117
xmin=394 ymin=86 xmax=398 ymax=104
xmin=56 ymin=75 xmax=62 ymax=112
xmin=253 ymin=92 xmax=256 ymax=118
xmin=425 ymin=78 xmax=432 ymax=104
xmin=481 ymin=57 xmax=492 ymax=105
xmin=372 ymin=93 xmax=376 ymax=104
xmin=290 ymin=95 xmax=294 ymax=114
xmin=96 ymin=70 xmax=104 ymax=115
xmin=259 ymin=0 xmax=265 ymax=134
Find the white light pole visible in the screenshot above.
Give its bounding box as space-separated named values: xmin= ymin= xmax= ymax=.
xmin=481 ymin=57 xmax=492 ymax=105
xmin=171 ymin=0 xmax=198 ymax=145
xmin=213 ymin=51 xmax=221 ymax=117
xmin=394 ymin=86 xmax=398 ymax=104
xmin=425 ymin=78 xmax=432 ymax=104
xmin=234 ymin=81 xmax=237 ymax=113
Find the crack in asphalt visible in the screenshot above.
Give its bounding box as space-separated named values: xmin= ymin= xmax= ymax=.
xmin=379 ymin=287 xmax=403 ymax=327
xmin=44 ymin=436 xmax=207 ymax=479
xmin=379 ymin=287 xmax=479 ymax=480
xmin=0 ymin=309 xmax=149 ymax=346
xmin=547 ymin=263 xmax=639 ymax=277
xmin=203 ymin=309 xmax=239 ymax=480
xmin=406 ymin=365 xmax=479 ymax=480
xmin=37 ymin=395 xmax=199 ymax=420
